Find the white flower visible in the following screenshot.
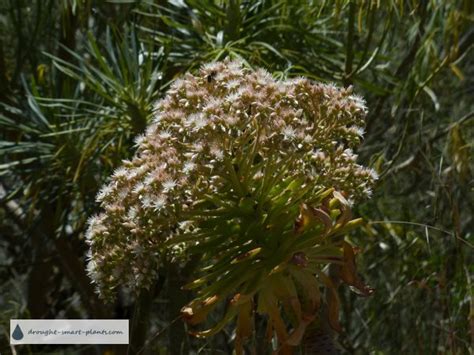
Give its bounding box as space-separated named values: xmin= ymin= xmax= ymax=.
xmin=186 ymin=113 xmax=208 ymax=131
xmin=162 ymin=179 xmax=177 ymax=193
xmin=192 ymin=142 xmax=204 ymax=152
xmin=343 ymin=148 xmax=357 ymax=161
xmin=354 ymin=126 xmax=365 ymax=137
xmin=225 ymin=92 xmax=241 ymax=103
xmin=363 ymin=187 xmax=373 ymax=198
xmin=227 ymin=59 xmax=244 ymax=73
xmin=133 ymin=183 xmax=146 ymax=195
xmin=113 ymin=167 xmax=128 ymax=179
xmin=350 ymin=94 xmax=367 ymax=111
xmin=153 ymin=195 xmax=167 ymax=211
xmin=225 ymin=114 xmax=240 ymax=126
xmin=134 ymin=134 xmax=146 ymax=146
xmin=201 ymin=62 xmax=220 ymax=72
xmin=86 ymin=215 xmax=100 ymax=234
xmin=96 ymin=184 xmax=114 ymax=203
xmin=183 ymin=161 xmax=196 ymax=173
xmin=303 ymin=134 xmax=313 ymax=144
xmin=86 ymin=260 xmax=98 ymax=283
xmin=127 ymin=207 xmax=138 ymax=220
xmin=368 ymin=168 xmax=379 ymax=181
xmin=159 ymin=130 xmax=172 ymax=139
xmin=203 ymin=97 xmax=223 ymax=112
xmin=282 ymin=126 xmax=297 ymax=141
xmin=210 ymin=146 xmax=224 ymax=161
xmin=226 ymin=79 xmax=241 ymax=90
xmin=152 ymin=113 xmax=162 ymax=124
xmin=141 ymin=195 xmax=154 ymax=209
xmin=193 ymin=116 xmax=207 ymax=131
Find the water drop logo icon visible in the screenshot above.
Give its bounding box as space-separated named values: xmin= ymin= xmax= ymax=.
xmin=12 ymin=324 xmax=24 ymax=340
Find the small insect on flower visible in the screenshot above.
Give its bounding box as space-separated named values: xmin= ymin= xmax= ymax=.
xmin=207 ymin=71 xmax=216 ymax=83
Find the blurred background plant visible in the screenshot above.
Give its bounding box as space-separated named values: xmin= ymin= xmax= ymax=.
xmin=0 ymin=0 xmax=472 ymax=354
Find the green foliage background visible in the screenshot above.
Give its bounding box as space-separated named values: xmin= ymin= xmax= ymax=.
xmin=0 ymin=0 xmax=472 ymax=354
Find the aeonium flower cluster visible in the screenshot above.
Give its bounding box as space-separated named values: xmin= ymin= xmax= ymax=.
xmin=85 ymin=59 xmax=377 ymax=301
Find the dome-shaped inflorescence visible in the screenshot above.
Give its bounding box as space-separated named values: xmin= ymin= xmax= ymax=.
xmin=86 ymin=60 xmax=376 ymax=351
